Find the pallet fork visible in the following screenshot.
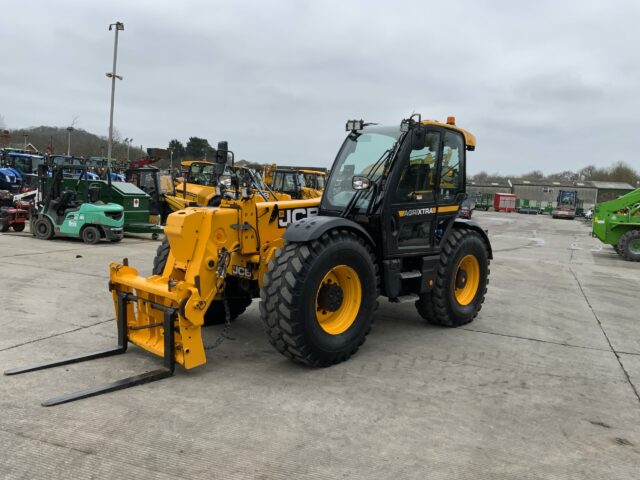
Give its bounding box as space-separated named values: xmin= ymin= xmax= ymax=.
xmin=4 ymin=292 xmax=176 ymax=407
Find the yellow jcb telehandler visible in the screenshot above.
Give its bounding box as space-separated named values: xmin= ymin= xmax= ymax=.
xmin=166 ymin=144 xmax=290 ymax=212
xmin=6 ymin=115 xmax=492 ymax=406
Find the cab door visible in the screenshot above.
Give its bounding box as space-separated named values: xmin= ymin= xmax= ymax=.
xmin=384 ymin=129 xmax=442 ymax=258
xmin=432 ymin=129 xmax=467 ymax=240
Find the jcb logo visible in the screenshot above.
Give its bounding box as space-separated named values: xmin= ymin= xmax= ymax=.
xmin=399 ymin=208 xmax=435 ymax=217
xmin=278 ymin=207 xmax=319 ymax=228
xmin=232 ymin=265 xmax=253 ymax=279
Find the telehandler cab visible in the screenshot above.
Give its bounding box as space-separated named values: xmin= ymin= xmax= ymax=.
xmin=5 ymin=115 xmax=491 ymax=406
xmin=263 ymin=164 xmax=326 ymax=199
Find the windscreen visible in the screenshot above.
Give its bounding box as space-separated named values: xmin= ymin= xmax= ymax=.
xmin=322 ymin=125 xmax=400 ymax=212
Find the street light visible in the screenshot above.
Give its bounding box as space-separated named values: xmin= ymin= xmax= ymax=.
xmin=66 ymin=126 xmax=74 ymax=155
xmin=124 ymin=137 xmax=133 ymax=162
xmin=106 ymin=21 xmax=124 ymax=171
xmin=169 ymin=148 xmax=174 ymax=173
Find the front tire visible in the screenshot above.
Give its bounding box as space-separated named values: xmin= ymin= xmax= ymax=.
xmin=12 ymin=222 xmax=25 ymax=232
xmin=260 ymin=229 xmax=378 ymax=367
xmin=416 ymin=227 xmax=489 ymax=327
xmin=619 ymin=230 xmax=640 ymax=262
xmin=33 ymin=216 xmax=54 ymax=240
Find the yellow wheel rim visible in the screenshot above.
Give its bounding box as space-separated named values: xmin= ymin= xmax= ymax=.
xmin=315 ymin=265 xmax=362 ymax=335
xmin=454 ymin=255 xmax=480 ymax=306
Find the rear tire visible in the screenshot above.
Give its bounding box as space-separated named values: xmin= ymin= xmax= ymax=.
xmin=415 ymin=227 xmax=489 ymax=327
xmin=0 ymin=221 xmax=9 ymax=233
xmin=619 ymin=230 xmax=640 ymax=262
xmin=259 ymin=230 xmax=378 ymax=367
xmin=81 ymin=225 xmax=101 ymax=244
xmin=12 ymin=223 xmax=25 ymax=232
xmin=33 ymin=216 xmax=54 ymax=240
xmin=151 ymin=237 xmax=251 ymax=325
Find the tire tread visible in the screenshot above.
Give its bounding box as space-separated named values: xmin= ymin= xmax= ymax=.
xmin=259 ymin=230 xmax=379 ymax=367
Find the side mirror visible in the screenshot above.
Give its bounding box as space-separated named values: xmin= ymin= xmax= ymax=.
xmin=352 ymin=175 xmax=372 ymax=190
xmin=411 ymin=125 xmax=427 ymax=150
xmin=216 ymin=141 xmax=234 ymax=171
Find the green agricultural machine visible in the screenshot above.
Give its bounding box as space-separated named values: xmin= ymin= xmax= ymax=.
xmin=592 ymin=187 xmax=640 ymax=261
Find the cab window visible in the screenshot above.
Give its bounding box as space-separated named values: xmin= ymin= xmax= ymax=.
xmin=394 ymin=131 xmax=440 ymax=203
xmin=188 ymin=163 xmax=215 ymax=186
xmin=439 ymin=131 xmax=464 ymax=200
xmin=273 ymin=172 xmax=284 ymax=191
xmin=283 ymin=173 xmax=297 ymax=192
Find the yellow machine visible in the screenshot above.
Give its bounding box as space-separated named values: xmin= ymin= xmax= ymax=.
xmin=167 ymin=148 xmax=290 ymax=212
xmin=167 ymin=159 xmax=219 ymax=210
xmin=6 ymin=116 xmax=492 ymax=406
xmin=263 ymin=164 xmax=326 ymax=199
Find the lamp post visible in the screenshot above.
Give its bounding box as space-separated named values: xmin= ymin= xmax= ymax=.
xmin=169 ymin=148 xmax=174 ymax=173
xmin=106 ymin=21 xmax=124 ymax=170
xmin=66 ymin=126 xmax=74 ymax=155
xmin=124 ymin=137 xmax=133 ymax=162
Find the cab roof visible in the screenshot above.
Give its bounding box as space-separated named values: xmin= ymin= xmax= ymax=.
xmin=420 ymin=119 xmax=476 ymax=151
xmin=181 ymin=160 xmax=213 ymax=167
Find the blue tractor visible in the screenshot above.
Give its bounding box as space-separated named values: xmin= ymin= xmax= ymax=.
xmin=0 ymin=165 xmax=23 ymax=193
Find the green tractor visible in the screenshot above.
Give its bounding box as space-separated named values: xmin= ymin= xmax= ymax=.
xmin=592 ymin=187 xmax=640 ymax=261
xmin=31 ymin=165 xmax=125 ymax=244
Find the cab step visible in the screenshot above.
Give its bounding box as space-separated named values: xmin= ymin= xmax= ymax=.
xmin=391 ymin=294 xmax=419 ymax=303
xmin=400 ymin=270 xmax=421 ymax=279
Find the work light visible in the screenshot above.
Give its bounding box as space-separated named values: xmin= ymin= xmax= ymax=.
xmin=345 ymin=120 xmax=364 ymax=132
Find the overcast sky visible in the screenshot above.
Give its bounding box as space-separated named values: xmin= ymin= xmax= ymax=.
xmin=1 ymin=0 xmax=638 ymax=174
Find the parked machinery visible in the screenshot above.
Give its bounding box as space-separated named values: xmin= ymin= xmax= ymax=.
xmin=552 ymin=190 xmax=578 ymax=219
xmin=167 ymin=144 xmax=287 ymax=212
xmin=6 ymin=115 xmax=492 ymax=406
xmin=264 ymin=164 xmax=326 ymax=199
xmin=30 ymin=165 xmax=125 ymax=244
xmin=592 ymin=187 xmax=640 ymax=261
xmin=0 ymin=190 xmax=28 ymax=232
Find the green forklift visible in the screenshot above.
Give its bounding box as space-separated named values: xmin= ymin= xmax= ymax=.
xmin=31 ymin=165 xmax=125 ymax=244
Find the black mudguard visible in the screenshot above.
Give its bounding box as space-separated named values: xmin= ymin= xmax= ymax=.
xmin=453 ymin=218 xmax=493 ymax=259
xmin=283 ymin=215 xmax=374 ymax=246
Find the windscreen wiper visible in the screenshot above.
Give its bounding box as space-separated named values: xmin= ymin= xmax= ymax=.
xmin=339 ymin=146 xmax=395 ymax=219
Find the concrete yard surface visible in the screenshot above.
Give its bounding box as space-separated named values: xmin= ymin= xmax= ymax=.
xmin=0 ymin=211 xmax=639 ymax=479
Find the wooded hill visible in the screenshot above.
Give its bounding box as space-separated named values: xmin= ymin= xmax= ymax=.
xmin=0 ymin=126 xmax=145 ymax=161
